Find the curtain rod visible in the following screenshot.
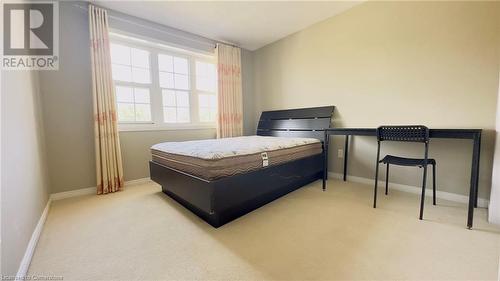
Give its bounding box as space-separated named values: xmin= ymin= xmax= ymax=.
xmin=74 ymin=3 xmax=240 ymax=49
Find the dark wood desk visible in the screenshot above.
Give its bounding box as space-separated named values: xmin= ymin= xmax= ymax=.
xmin=322 ymin=128 xmax=482 ymax=229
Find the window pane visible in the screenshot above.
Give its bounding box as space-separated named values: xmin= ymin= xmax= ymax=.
xmin=207 ymin=63 xmax=216 ymax=79
xmin=164 ymin=107 xmax=176 ymax=123
xmin=209 ymin=109 xmax=217 ymax=121
xmin=131 ymin=48 xmax=149 ymax=68
xmin=115 ymin=86 xmax=133 ymax=102
xmin=112 ymin=64 xmax=132 ymax=82
xmin=197 ymin=77 xmax=208 ymax=91
xmin=177 ymin=108 xmax=190 ymax=123
xmin=159 ymin=72 xmax=174 ymax=88
xmin=174 ymin=74 xmax=189 ymax=90
xmin=134 ymin=88 xmax=150 ymax=103
xmin=110 ymin=44 xmax=130 ymax=65
xmin=197 ymin=77 xmax=216 ymax=92
xmin=209 ymin=79 xmax=217 ymax=92
xmin=158 ymin=54 xmax=173 ymax=72
xmin=132 ymin=67 xmax=150 ymax=84
xmin=176 ymin=91 xmax=189 ymax=107
xmin=117 ymin=103 xmax=135 ymax=122
xmin=209 ymin=95 xmax=217 ymax=108
xmin=199 ymin=94 xmax=216 ymax=122
xmin=174 ymin=57 xmax=188 ymax=74
xmin=196 ymin=61 xmax=207 ymax=77
xmin=196 ymin=61 xmax=216 ymax=92
xmin=199 ymin=94 xmax=209 ymax=107
xmin=196 ymin=61 xmax=216 ymax=78
xmin=162 ymin=90 xmax=176 ymax=106
xmin=199 ymin=108 xmax=210 ymax=122
xmin=135 ymin=104 xmax=151 ymax=121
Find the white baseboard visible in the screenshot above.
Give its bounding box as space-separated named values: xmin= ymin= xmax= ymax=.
xmin=328 ymin=172 xmax=489 ymax=208
xmin=49 ymin=177 xmax=152 ymax=201
xmin=49 ymin=186 xmax=96 ymax=201
xmin=124 ymin=177 xmax=152 ymax=186
xmin=16 ymin=199 xmax=51 ymax=278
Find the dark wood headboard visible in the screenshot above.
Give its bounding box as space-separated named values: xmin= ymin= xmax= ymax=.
xmin=256 ymin=106 xmax=335 ymax=142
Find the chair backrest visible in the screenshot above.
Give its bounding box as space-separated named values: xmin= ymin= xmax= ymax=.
xmin=377 ymin=125 xmax=429 ymax=143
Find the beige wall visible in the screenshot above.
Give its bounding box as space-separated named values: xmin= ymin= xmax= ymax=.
xmin=38 ymin=2 xmax=95 ymax=194
xmin=120 ymin=129 xmax=215 ymax=180
xmin=242 ymin=49 xmax=256 ymax=135
xmin=488 ymin=32 xmax=500 ymax=223
xmin=39 ymin=2 xmax=255 ymax=193
xmin=1 ymin=70 xmax=51 ymax=276
xmin=253 ymin=1 xmax=500 ymax=199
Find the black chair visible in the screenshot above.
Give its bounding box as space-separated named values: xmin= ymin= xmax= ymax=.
xmin=373 ymin=125 xmax=437 ymax=220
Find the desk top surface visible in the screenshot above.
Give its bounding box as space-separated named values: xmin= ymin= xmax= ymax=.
xmin=324 ymin=128 xmax=482 ymax=138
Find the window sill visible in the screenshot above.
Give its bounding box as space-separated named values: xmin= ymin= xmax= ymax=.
xmin=118 ymin=123 xmax=216 ymax=132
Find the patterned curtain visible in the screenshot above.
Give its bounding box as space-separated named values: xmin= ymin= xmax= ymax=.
xmin=89 ymin=5 xmax=124 ymax=194
xmin=216 ymin=43 xmax=243 ymax=138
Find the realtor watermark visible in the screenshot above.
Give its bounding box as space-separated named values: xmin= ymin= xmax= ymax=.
xmin=1 ymin=1 xmax=59 ymax=70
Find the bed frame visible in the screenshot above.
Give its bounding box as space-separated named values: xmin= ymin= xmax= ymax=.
xmin=149 ymin=106 xmax=335 ymax=227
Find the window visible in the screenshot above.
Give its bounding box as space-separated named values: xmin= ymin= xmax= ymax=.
xmin=116 ymin=86 xmax=151 ymax=122
xmin=196 ymin=61 xmax=217 ymax=122
xmin=111 ymin=43 xmax=152 ymax=122
xmin=159 ymin=54 xmax=190 ymax=123
xmin=111 ymin=44 xmax=151 ymax=84
xmin=109 ymin=34 xmax=217 ymax=130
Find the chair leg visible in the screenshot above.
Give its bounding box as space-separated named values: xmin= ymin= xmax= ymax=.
xmin=374 ymin=162 xmax=379 ymax=208
xmin=385 ymin=163 xmax=389 ymax=195
xmin=432 ymin=164 xmax=436 ymax=205
xmin=419 ymin=165 xmax=428 ymax=220
xmin=374 ymin=144 xmax=381 ymax=208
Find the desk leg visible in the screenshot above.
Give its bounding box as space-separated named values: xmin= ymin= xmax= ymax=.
xmin=467 ymin=133 xmax=481 ymax=229
xmin=343 ymin=135 xmax=349 ymax=181
xmin=474 ymin=133 xmax=481 ymax=208
xmin=323 ymin=131 xmax=329 ymax=191
xmin=326 ymin=133 xmax=330 ymax=181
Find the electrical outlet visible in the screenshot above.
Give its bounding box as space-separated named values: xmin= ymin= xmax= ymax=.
xmin=338 ymin=149 xmax=344 ymax=158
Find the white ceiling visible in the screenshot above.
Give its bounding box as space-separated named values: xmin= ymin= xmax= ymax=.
xmin=94 ymin=1 xmax=362 ymax=51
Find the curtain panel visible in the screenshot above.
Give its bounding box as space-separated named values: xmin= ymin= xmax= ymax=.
xmin=89 ymin=5 xmax=124 ymax=194
xmin=216 ymin=43 xmax=243 ymax=138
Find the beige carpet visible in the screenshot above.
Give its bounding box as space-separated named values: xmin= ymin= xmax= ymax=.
xmin=28 ymin=179 xmax=500 ymax=280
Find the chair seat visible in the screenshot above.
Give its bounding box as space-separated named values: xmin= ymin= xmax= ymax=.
xmin=379 ymin=155 xmax=436 ymax=166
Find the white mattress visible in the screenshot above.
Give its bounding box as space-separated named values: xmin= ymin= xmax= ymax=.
xmin=151 ymin=135 xmax=321 ymax=160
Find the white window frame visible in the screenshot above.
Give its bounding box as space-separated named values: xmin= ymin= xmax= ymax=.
xmin=110 ymin=33 xmax=217 ymax=132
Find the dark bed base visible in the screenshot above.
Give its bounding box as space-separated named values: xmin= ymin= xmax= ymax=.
xmin=150 ymin=153 xmax=324 ymax=228
xmin=149 ymin=106 xmax=335 ymax=228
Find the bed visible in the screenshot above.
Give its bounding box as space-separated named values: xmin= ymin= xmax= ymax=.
xmin=149 ymin=106 xmax=335 ymax=227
